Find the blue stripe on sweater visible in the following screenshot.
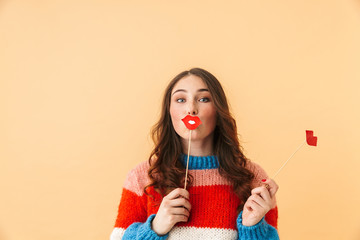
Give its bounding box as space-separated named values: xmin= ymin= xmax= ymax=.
xmin=179 ymin=154 xmax=219 ymax=170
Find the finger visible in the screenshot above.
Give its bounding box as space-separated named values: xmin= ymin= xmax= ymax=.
xmin=247 ymin=199 xmax=262 ymax=212
xmin=170 ymin=207 xmax=190 ymax=217
xmin=173 ymin=214 xmax=189 ymax=223
xmin=166 ymin=188 xmax=190 ymax=200
xmin=249 ymin=194 xmax=267 ymax=209
xmin=243 ymin=201 xmax=253 ymax=212
xmin=244 ymin=194 xmax=262 ymax=210
xmin=263 ymin=179 xmax=279 ymax=198
xmin=169 ymin=197 xmax=191 ymax=212
xmin=251 ymin=186 xmax=271 ymax=203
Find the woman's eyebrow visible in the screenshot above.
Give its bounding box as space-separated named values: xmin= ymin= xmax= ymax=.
xmin=197 ymin=88 xmax=209 ymax=92
xmin=172 ymin=88 xmax=209 ymax=96
xmin=172 ymin=89 xmax=186 ymax=96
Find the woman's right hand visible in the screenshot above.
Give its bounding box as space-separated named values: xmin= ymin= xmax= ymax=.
xmin=151 ymin=188 xmax=191 ymax=236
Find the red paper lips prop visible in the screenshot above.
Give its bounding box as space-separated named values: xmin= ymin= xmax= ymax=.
xmin=181 ymin=115 xmax=202 ymax=130
xmin=306 ymin=130 xmax=317 ymax=146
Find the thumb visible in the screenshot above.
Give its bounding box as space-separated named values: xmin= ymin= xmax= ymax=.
xmin=261 ymin=178 xmax=278 ymax=198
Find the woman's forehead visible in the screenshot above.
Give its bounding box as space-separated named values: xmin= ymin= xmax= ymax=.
xmin=172 ymin=75 xmax=208 ymax=94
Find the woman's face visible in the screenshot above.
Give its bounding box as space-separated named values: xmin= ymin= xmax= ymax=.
xmin=170 ymin=74 xmax=217 ymax=144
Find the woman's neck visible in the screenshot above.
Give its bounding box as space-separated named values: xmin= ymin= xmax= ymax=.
xmin=181 ymin=133 xmax=214 ymax=156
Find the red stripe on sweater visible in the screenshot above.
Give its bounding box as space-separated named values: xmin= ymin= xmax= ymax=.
xmin=115 ymin=185 xmax=278 ymax=230
xmin=144 ymin=185 xmax=241 ymax=230
xmin=265 ymin=206 xmax=278 ymax=229
xmin=179 ymin=185 xmax=242 ymax=229
xmin=114 ymin=188 xmax=147 ymax=228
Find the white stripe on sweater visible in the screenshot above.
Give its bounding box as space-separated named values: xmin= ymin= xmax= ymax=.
xmin=110 ymin=226 xmax=238 ymax=240
xmin=169 ymin=226 xmax=238 ymax=240
xmin=110 ymin=227 xmax=125 ymax=240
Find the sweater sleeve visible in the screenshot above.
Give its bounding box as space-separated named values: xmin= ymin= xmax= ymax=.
xmin=110 ymin=162 xmax=168 ymax=240
xmin=247 ymin=161 xmax=279 ymax=229
xmin=236 ymin=211 xmax=279 ymax=240
xmin=235 ymin=161 xmax=280 ymax=239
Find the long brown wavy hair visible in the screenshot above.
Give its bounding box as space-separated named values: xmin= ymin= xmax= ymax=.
xmin=144 ymin=68 xmax=254 ymax=213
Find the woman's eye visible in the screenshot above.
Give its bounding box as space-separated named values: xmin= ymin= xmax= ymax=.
xmin=176 ymin=98 xmax=185 ymax=103
xmin=199 ymin=97 xmax=210 ymax=102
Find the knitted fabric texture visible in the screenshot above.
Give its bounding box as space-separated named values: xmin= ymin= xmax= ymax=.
xmin=110 ymin=155 xmax=279 ymax=240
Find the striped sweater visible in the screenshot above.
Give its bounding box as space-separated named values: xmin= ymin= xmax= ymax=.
xmin=110 ymin=155 xmax=279 ymax=240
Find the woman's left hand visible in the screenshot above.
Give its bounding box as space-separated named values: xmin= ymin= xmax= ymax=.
xmin=242 ymin=178 xmax=279 ymax=226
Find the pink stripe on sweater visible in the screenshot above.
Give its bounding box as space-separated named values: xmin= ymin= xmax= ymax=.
xmin=188 ymin=169 xmax=231 ymax=186
xmin=123 ymin=160 xmax=270 ymax=196
xmin=123 ymin=161 xmax=150 ymax=196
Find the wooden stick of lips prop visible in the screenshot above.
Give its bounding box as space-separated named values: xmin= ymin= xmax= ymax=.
xmin=271 ymin=130 xmax=318 ymax=179
xmin=181 ymin=115 xmax=202 ymax=189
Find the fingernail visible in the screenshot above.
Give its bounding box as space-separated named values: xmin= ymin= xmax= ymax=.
xmin=261 ymin=179 xmax=266 ymax=182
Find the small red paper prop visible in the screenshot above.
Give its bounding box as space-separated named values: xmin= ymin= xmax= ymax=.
xmin=306 ymin=130 xmax=317 ymax=146
xmin=182 ymin=115 xmax=202 ymax=130
xmin=272 ymin=130 xmax=318 ymax=179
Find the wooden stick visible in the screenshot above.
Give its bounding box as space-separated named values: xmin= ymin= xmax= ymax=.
xmin=272 ymin=140 xmax=306 ymax=179
xmin=184 ymin=130 xmax=192 ymax=189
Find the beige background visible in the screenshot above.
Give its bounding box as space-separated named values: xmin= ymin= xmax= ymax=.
xmin=1 ymin=0 xmax=360 ymax=239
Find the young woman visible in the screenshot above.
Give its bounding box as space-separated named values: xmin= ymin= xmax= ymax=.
xmin=110 ymin=68 xmax=280 ymax=240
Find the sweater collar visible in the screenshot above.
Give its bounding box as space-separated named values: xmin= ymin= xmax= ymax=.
xmin=179 ymin=154 xmax=219 ymax=170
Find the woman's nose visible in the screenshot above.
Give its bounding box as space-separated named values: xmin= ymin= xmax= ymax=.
xmin=188 ymin=110 xmax=197 ymax=115
xmin=187 ymin=102 xmax=198 ymax=115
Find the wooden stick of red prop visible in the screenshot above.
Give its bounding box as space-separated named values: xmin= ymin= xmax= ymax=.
xmin=272 ymin=130 xmax=317 ymax=179
xmin=184 ymin=130 xmax=192 ymax=189
xmin=181 ymin=115 xmax=202 ymax=189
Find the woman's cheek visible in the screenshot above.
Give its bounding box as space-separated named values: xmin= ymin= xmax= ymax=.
xmin=170 ymin=111 xmax=186 ymax=135
xmin=202 ymin=108 xmax=217 ymax=126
